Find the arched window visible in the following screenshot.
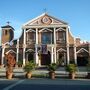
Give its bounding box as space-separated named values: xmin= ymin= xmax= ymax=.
xmin=5 ymin=30 xmax=8 ymax=35
xmin=41 ymin=32 xmax=52 ymax=44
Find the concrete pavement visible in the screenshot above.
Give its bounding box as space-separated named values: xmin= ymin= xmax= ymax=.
xmin=1 ymin=78 xmax=90 ymax=90
xmin=0 ymin=66 xmax=88 ymax=79
xmin=0 ymin=67 xmax=89 ymax=90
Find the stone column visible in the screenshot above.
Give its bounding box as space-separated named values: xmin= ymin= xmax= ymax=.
xmin=35 ymin=28 xmax=38 ymax=64
xmin=64 ymin=53 xmax=66 ymax=65
xmin=54 ymin=47 xmax=57 ymax=63
xmin=74 ymin=45 xmax=77 ymax=64
xmin=54 ymin=28 xmax=56 ymax=63
xmin=36 ymin=28 xmax=38 ymax=44
xmin=88 ymin=44 xmax=90 ymax=65
xmin=54 ymin=28 xmax=56 ymax=44
xmin=67 ymin=46 xmax=69 ymax=64
xmin=66 ymin=27 xmax=69 ymax=64
xmin=1 ymin=45 xmax=5 ymax=65
xmin=26 ymin=32 xmax=28 ymax=42
xmin=23 ymin=29 xmax=26 ymax=45
xmin=35 ymin=45 xmax=38 ymax=64
xmin=23 ymin=29 xmax=26 ymax=66
xmin=89 ymin=44 xmax=90 ymax=57
xmin=16 ymin=39 xmax=19 ymax=63
xmin=22 ymin=48 xmax=26 ymax=66
xmin=51 ymin=47 xmax=54 ymax=63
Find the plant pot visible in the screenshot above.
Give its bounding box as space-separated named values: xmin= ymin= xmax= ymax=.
xmin=26 ymin=72 xmax=32 ymax=79
xmin=15 ymin=64 xmax=18 ymax=68
xmin=69 ymin=72 xmax=75 ymax=79
xmin=87 ymin=73 xmax=90 ymax=79
xmin=6 ymin=72 xmax=13 ymax=79
xmin=49 ymin=71 xmax=55 ymax=79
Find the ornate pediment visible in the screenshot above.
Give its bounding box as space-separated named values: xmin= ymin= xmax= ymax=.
xmin=23 ymin=13 xmax=68 ymax=26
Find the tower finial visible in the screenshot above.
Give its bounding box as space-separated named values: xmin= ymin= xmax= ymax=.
xmin=7 ymin=21 xmax=10 ymax=25
xmin=43 ymin=8 xmax=47 ymax=14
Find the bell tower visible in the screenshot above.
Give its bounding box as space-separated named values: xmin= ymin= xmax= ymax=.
xmin=1 ymin=23 xmax=14 ymax=44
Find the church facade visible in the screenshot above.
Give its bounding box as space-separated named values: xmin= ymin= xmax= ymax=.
xmin=0 ymin=13 xmax=90 ymax=66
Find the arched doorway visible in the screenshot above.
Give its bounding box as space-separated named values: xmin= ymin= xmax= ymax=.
xmin=77 ymin=56 xmax=88 ymax=66
xmin=28 ymin=53 xmax=34 ymax=62
xmin=77 ymin=48 xmax=89 ymax=66
xmin=41 ymin=51 xmax=51 ymax=65
xmin=26 ymin=49 xmax=35 ymax=62
xmin=57 ymin=48 xmax=67 ymax=66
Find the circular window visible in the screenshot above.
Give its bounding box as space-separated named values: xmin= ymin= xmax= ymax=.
xmin=41 ymin=16 xmax=52 ymax=24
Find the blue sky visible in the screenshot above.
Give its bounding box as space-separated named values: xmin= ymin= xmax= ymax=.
xmin=0 ymin=0 xmax=90 ymax=44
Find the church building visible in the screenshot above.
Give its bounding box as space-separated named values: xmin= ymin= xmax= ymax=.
xmin=0 ymin=13 xmax=90 ymax=66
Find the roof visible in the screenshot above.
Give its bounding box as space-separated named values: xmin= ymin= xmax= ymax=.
xmin=1 ymin=25 xmax=14 ymax=30
xmin=23 ymin=13 xmax=68 ymax=27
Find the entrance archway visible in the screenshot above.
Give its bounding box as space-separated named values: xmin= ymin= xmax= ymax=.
xmin=41 ymin=51 xmax=51 ymax=65
xmin=26 ymin=49 xmax=35 ymax=62
xmin=28 ymin=53 xmax=34 ymax=62
xmin=57 ymin=48 xmax=67 ymax=66
xmin=77 ymin=56 xmax=88 ymax=66
xmin=77 ymin=48 xmax=89 ymax=66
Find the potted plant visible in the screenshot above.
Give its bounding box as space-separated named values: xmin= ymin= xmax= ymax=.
xmin=65 ymin=64 xmax=78 ymax=79
xmin=47 ymin=63 xmax=57 ymax=79
xmin=23 ymin=60 xmax=36 ymax=78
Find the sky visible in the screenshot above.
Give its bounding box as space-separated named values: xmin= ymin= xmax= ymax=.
xmin=0 ymin=0 xmax=90 ymax=45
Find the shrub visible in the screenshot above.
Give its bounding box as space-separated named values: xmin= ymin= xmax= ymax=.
xmin=23 ymin=60 xmax=36 ymax=73
xmin=65 ymin=64 xmax=78 ymax=73
xmin=47 ymin=63 xmax=57 ymax=72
